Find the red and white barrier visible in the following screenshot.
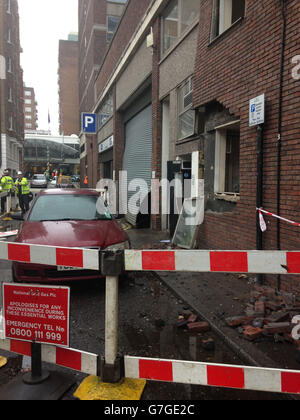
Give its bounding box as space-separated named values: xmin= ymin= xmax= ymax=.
xmin=0 ymin=338 xmax=98 ymax=376
xmin=125 ymin=356 xmax=300 ymax=395
xmin=0 ymin=241 xmax=100 ymax=270
xmin=257 ymin=207 xmax=300 ymax=227
xmin=125 ymin=250 xmax=300 ymax=274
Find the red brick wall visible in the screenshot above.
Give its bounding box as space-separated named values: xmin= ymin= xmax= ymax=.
xmin=193 ymin=0 xmax=300 ymax=291
xmin=95 ymin=0 xmax=151 ymax=99
xmin=58 ymin=41 xmax=79 ymax=136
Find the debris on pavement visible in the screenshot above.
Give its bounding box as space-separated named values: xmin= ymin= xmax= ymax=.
xmin=176 ymin=310 xmax=211 ymax=334
xmin=225 ymin=285 xmax=300 ymax=349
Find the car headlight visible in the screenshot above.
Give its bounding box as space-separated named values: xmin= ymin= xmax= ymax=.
xmin=105 ymin=241 xmax=130 ymax=251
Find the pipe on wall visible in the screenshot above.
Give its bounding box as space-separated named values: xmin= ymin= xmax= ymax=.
xmin=277 ymin=0 xmax=287 ymax=291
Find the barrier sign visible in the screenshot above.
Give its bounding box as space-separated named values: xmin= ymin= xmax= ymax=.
xmin=2 ymin=283 xmax=70 ymax=347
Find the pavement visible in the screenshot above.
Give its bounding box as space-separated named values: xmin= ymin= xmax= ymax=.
xmin=126 ymin=226 xmax=300 ymax=372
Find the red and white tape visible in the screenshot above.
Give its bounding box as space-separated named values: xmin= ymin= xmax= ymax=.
xmin=0 ymin=241 xmax=99 ymax=270
xmin=257 ymin=208 xmax=300 ymax=228
xmin=125 ymin=250 xmax=300 ymax=274
xmin=125 ymin=356 xmax=300 ymax=395
xmin=0 ymin=338 xmax=98 ymax=376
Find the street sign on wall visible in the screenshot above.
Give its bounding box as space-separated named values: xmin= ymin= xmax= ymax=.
xmin=81 ymin=113 xmax=97 ymax=134
xmin=3 ymin=283 xmax=70 ymax=347
xmin=249 ymin=94 xmax=265 ymax=127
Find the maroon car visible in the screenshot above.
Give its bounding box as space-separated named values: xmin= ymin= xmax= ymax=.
xmin=12 ymin=189 xmax=130 ymax=283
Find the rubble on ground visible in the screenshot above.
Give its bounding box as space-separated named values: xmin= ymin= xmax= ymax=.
xmin=225 ymin=285 xmax=300 ymax=346
xmin=176 ymin=310 xmax=215 ymax=349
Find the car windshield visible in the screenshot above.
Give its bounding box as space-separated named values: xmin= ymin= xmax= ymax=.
xmin=33 ymin=175 xmax=45 ymax=180
xmin=28 ymin=194 xmax=112 ymax=222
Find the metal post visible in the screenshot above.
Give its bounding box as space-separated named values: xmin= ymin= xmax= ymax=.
xmin=105 ymin=275 xmax=119 ymax=366
xmin=101 ymin=251 xmax=124 ymax=383
xmin=22 ymin=342 xmax=49 ymax=385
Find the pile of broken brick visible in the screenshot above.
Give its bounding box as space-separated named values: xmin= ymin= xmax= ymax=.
xmin=177 ymin=310 xmax=215 ymax=351
xmin=225 ymin=285 xmax=300 ymax=348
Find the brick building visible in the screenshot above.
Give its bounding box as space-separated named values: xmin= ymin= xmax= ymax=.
xmin=192 ymin=0 xmax=300 ymax=291
xmin=80 ymin=0 xmax=300 ymax=290
xmin=78 ymin=0 xmax=127 ymax=187
xmin=0 ymin=0 xmax=24 ymax=176
xmin=58 ymin=34 xmax=79 ymax=136
xmin=24 ymin=86 xmax=38 ymax=131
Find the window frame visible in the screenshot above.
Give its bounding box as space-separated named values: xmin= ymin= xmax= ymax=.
xmin=98 ymin=90 xmax=114 ymax=130
xmin=177 ymin=77 xmax=196 ymax=141
xmin=211 ymin=0 xmax=245 ymax=41
xmin=214 ymin=121 xmax=240 ymax=200
xmin=107 ymin=15 xmax=121 ymax=44
xmin=161 ymin=0 xmax=199 ymax=56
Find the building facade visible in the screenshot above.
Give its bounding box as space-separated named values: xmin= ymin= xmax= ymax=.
xmin=80 ymin=0 xmax=300 ymax=291
xmin=24 ymin=86 xmax=38 ymax=131
xmin=23 ymin=133 xmax=80 ymax=177
xmin=78 ymin=0 xmax=127 ymax=187
xmin=192 ymin=0 xmax=300 ymax=291
xmin=0 ymin=0 xmax=24 ymax=176
xmin=58 ymin=34 xmax=79 ymax=136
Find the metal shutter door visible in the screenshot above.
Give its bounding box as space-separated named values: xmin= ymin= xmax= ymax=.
xmin=122 ymin=105 xmax=152 ymax=226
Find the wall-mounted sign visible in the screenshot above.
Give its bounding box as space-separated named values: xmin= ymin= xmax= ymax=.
xmin=99 ymin=135 xmax=114 ymax=154
xmin=249 ymin=94 xmax=265 ymax=127
xmin=82 ymin=113 xmax=97 ymax=134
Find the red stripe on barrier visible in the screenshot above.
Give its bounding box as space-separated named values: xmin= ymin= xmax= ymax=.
xmin=56 ymin=248 xmax=83 ymax=268
xmin=10 ymin=340 xmax=31 ymax=357
xmin=210 ymin=252 xmax=248 ymax=273
xmin=8 ymin=243 xmax=30 ymax=263
xmin=139 ymin=359 xmax=173 ymax=382
xmin=142 ymin=251 xmax=176 ymax=271
xmin=286 ymin=252 xmax=300 ymax=274
xmin=207 ymin=365 xmax=245 ymax=389
xmin=281 ymin=371 xmax=300 ymax=394
xmin=56 ymin=347 xmax=82 ymax=372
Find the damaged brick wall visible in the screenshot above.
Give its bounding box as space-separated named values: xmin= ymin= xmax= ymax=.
xmin=193 ymin=0 xmax=300 ymax=291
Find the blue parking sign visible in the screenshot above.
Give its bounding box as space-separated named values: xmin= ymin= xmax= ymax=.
xmin=82 ymin=113 xmax=97 ymax=134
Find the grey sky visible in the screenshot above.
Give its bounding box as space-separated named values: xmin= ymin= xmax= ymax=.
xmin=18 ymin=0 xmax=78 ymax=135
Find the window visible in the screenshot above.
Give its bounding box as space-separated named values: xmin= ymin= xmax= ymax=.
xmin=162 ymin=0 xmax=199 ymax=55
xmin=8 ymin=87 xmax=13 ymax=102
xmin=25 ymin=99 xmax=32 ymax=104
xmin=177 ymin=77 xmax=195 ymax=140
xmin=211 ymin=0 xmax=245 ymax=40
xmin=7 ymin=29 xmax=12 ymax=43
xmin=6 ymin=0 xmax=11 ymax=13
xmin=7 ymin=57 xmax=12 ymax=73
xmin=25 ymin=90 xmax=32 ymax=96
xmin=214 ymin=122 xmax=240 ymax=197
xmin=28 ymin=195 xmax=112 ymax=222
xmin=8 ymin=116 xmax=13 ymax=131
xmin=107 ymin=15 xmax=120 ymax=43
xmin=98 ymin=91 xmax=113 ymax=129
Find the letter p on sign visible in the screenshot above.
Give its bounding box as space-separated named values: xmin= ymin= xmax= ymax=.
xmin=82 ymin=113 xmax=97 ymax=134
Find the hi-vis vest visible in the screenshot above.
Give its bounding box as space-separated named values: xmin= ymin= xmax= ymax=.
xmin=15 ymin=178 xmax=30 ymax=195
xmin=1 ymin=176 xmax=13 ymax=191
